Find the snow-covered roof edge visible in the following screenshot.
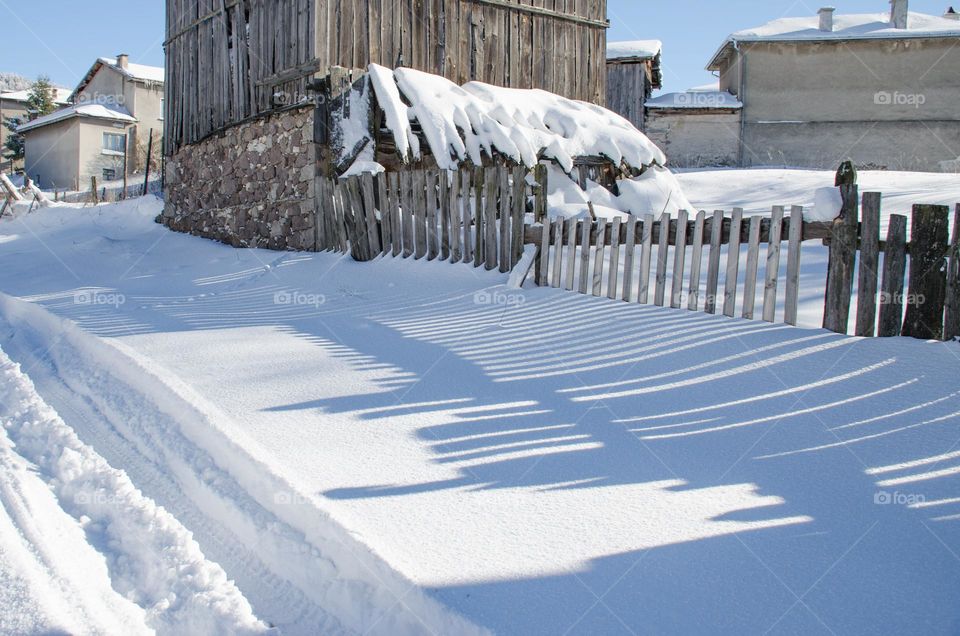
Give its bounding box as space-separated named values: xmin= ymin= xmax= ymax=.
xmin=707 ymin=11 xmax=960 ymax=69
xmin=18 ymin=104 xmax=136 ymax=133
xmin=607 ymin=40 xmax=662 ymax=60
xmin=68 ymin=58 xmax=165 ymax=104
xmin=367 ymin=64 xmax=666 ymax=175
xmin=646 ymin=90 xmax=742 ymax=110
xmin=0 ymin=87 xmax=72 ymax=105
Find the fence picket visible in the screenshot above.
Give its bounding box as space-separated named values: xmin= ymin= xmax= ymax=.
xmin=427 ymin=170 xmax=441 ymax=260
xmin=565 ymin=219 xmax=578 ymax=291
xmin=639 ymin=213 xmax=654 ymax=304
xmin=484 ymin=167 xmax=499 ymax=270
xmin=743 ymin=215 xmax=762 ymax=319
xmin=607 ymin=217 xmax=623 ymax=300
xmin=376 ymin=174 xmax=391 ymax=256
xmin=903 ymin=205 xmax=950 ymax=340
xmin=447 ymin=171 xmax=460 ymax=262
xmin=823 ymin=185 xmax=859 ymax=334
xmin=551 ymin=220 xmax=564 ymax=287
xmin=855 ymin=192 xmax=882 ymax=336
xmin=538 ymin=220 xmax=551 ymax=287
xmin=460 ymin=168 xmax=472 ymax=264
xmin=474 ymin=166 xmax=484 ymax=267
xmin=592 ymin=220 xmax=606 ymax=296
xmin=705 ymin=210 xmax=723 ymax=314
xmin=361 ymin=173 xmax=382 ymax=256
xmin=687 ymin=211 xmax=706 ymax=311
xmin=670 ymin=211 xmax=689 ymax=308
xmin=579 ymin=218 xmax=592 ymax=295
xmin=878 ymin=215 xmax=908 ymax=337
xmin=723 ymin=208 xmax=743 ymax=317
xmin=413 ymin=170 xmax=427 ymax=259
xmin=945 ymin=204 xmax=960 ymax=341
xmin=784 ymin=207 xmax=803 ymax=325
xmin=622 ymin=216 xmax=638 ymax=302
xmin=511 ymin=166 xmax=526 ymax=267
xmin=400 ymin=171 xmax=414 ymax=257
xmin=440 ymin=171 xmax=451 ymax=261
xmin=499 ymin=166 xmax=511 ymax=272
xmin=654 ymin=213 xmax=669 ymax=306
xmin=762 ymin=206 xmax=784 ymax=323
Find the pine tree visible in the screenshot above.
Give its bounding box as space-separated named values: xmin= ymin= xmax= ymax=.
xmin=2 ymin=116 xmax=25 ymax=161
xmin=25 ymin=76 xmax=57 ymax=121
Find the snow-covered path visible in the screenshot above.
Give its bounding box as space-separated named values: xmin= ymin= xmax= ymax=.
xmin=0 ymin=193 xmax=959 ymax=634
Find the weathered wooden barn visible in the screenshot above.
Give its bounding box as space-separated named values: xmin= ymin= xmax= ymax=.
xmin=162 ymin=0 xmax=610 ymax=249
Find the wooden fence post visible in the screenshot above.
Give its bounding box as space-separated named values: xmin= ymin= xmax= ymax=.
xmin=534 ymin=164 xmax=548 ymax=224
xmin=902 ymin=204 xmax=950 ymax=340
xmin=944 ymin=204 xmax=960 ymax=341
xmin=822 ymin=184 xmax=859 ymax=334
xmin=855 ymin=192 xmax=882 ymax=336
xmin=670 ymin=211 xmax=689 ymax=308
xmin=687 ymin=211 xmax=706 ymax=311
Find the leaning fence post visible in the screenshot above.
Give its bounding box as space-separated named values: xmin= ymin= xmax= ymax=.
xmin=855 ymin=192 xmax=882 ymax=336
xmin=944 ymin=204 xmax=960 ymax=341
xmin=534 ymin=164 xmax=548 ymax=224
xmin=822 ymin=184 xmax=859 ymax=334
xmin=878 ymin=215 xmax=908 ymax=337
xmin=902 ymin=204 xmax=950 ymax=340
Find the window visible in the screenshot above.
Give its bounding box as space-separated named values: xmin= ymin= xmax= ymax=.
xmin=102 ymin=168 xmax=116 ymax=181
xmin=102 ymin=132 xmax=126 ymax=155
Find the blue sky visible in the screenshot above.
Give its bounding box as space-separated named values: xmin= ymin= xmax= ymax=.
xmin=0 ymin=1 xmax=953 ymax=94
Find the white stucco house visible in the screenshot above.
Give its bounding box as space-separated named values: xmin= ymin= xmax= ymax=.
xmin=20 ymin=55 xmax=164 ymax=191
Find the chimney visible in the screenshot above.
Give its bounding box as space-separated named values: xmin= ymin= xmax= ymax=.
xmin=116 ymin=54 xmax=129 ymax=70
xmin=945 ymin=6 xmax=960 ymax=20
xmin=890 ymin=0 xmax=909 ymax=29
xmin=819 ymin=7 xmax=836 ymax=31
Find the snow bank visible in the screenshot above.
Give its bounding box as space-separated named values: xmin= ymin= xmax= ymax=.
xmin=371 ymin=64 xmax=666 ymax=172
xmin=0 ymin=346 xmax=268 ymax=635
xmin=546 ymin=164 xmax=696 ymax=220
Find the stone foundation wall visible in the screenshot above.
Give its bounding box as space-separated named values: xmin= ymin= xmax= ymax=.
xmin=162 ymin=106 xmax=317 ymax=250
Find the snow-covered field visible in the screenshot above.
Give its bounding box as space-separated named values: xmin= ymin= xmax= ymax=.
xmin=0 ymin=170 xmax=958 ymax=635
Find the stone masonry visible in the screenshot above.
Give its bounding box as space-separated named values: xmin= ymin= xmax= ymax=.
xmin=162 ymin=106 xmax=317 ymax=250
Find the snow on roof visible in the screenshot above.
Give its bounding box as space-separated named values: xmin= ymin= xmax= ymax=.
xmin=645 ymin=89 xmax=743 ymax=110
xmin=0 ymin=87 xmax=72 ymax=105
xmin=607 ymin=40 xmax=662 ymax=60
xmin=369 ymin=64 xmax=666 ymax=173
xmin=708 ymin=11 xmax=960 ymax=68
xmin=17 ymin=103 xmax=136 ymax=133
xmin=97 ymin=57 xmax=165 ymax=83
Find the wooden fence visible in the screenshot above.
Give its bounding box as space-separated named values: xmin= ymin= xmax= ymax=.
xmin=322 ymin=171 xmax=960 ymax=342
xmin=316 ymin=164 xmax=537 ymax=272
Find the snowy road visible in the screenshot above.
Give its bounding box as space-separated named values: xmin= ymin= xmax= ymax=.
xmin=0 ymin=193 xmax=959 ymax=634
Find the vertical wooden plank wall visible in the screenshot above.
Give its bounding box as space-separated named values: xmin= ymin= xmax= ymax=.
xmin=165 ymin=0 xmax=608 ymax=155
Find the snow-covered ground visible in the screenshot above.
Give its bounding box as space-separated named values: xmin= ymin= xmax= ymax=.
xmin=0 ymin=172 xmax=959 ymax=634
